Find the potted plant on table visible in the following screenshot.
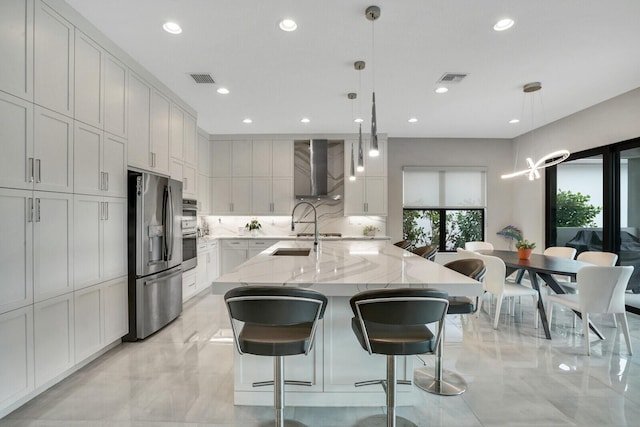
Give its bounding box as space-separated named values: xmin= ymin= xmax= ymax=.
xmin=515 ymin=239 xmax=536 ymax=260
xmin=245 ymin=219 xmax=262 ymax=237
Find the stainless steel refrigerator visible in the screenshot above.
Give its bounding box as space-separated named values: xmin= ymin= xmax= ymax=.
xmin=125 ymin=170 xmax=183 ymax=340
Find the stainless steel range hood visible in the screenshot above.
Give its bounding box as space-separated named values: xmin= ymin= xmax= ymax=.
xmin=294 ymin=139 xmax=341 ymax=200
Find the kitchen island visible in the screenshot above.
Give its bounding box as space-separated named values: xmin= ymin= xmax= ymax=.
xmin=214 ymin=240 xmax=482 ymax=407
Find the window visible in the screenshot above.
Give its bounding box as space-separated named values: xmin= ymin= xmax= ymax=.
xmin=403 ymin=167 xmax=486 ymax=251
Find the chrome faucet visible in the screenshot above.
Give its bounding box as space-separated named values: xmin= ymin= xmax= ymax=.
xmin=291 ymin=201 xmax=319 ymax=251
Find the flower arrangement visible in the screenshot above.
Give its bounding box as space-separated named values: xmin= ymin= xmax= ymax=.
xmin=362 ymin=225 xmax=379 ymax=236
xmin=245 ymin=219 xmax=262 ymax=231
xmin=515 ymin=239 xmax=536 ymax=249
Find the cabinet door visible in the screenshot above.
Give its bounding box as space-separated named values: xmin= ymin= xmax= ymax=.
xmin=103 ymin=133 xmax=127 ymax=198
xmin=74 ymin=122 xmax=102 ymax=196
xmin=211 ymin=178 xmax=231 ymax=214
xmin=0 ymin=306 xmax=34 ymax=408
xmin=344 ymin=178 xmax=365 ymax=216
xmin=183 ymin=114 xmax=197 ymax=166
xmin=0 ymin=0 xmax=33 ymax=100
xmin=73 ymin=195 xmax=101 ymax=289
xmin=365 ymin=137 xmax=387 ymax=177
xmin=127 ymin=72 xmax=151 ymax=170
xmin=150 ymin=90 xmax=170 ymax=175
xmin=211 ymin=140 xmax=232 ymax=177
xmin=34 ymin=1 xmax=74 ymax=117
xmin=0 ymin=92 xmax=33 ymax=190
xmin=251 ymin=140 xmax=271 ymax=177
xmin=221 ymin=242 xmax=248 ymax=275
xmin=196 ymin=251 xmax=208 ymax=289
xmin=183 ymin=164 xmax=197 ymax=199
xmin=102 ymin=197 xmax=127 ymax=281
xmin=251 ymin=178 xmax=272 ymax=214
xmin=74 ymin=30 xmax=103 ymax=128
xmin=231 ymin=178 xmax=252 ymax=214
xmin=207 ymin=244 xmax=219 ymax=282
xmin=170 ymin=103 xmax=184 ymax=160
xmin=182 ymin=269 xmax=197 ymax=302
xmin=197 ymin=132 xmax=210 ymax=176
xmin=272 ymin=140 xmax=293 ymax=177
xmin=365 ymin=177 xmax=387 ymax=215
xmin=103 ymin=277 xmax=127 ymax=344
xmin=104 ymin=54 xmax=127 ymax=138
xmin=197 ymin=173 xmax=210 ymax=214
xmin=33 ymin=106 xmax=73 ymax=193
xmin=33 ymin=191 xmax=73 ymax=302
xmin=0 ymin=189 xmax=33 ymax=314
xmin=74 ymin=285 xmax=102 ymax=362
xmin=232 ymin=140 xmax=252 ymax=177
xmin=170 ymin=159 xmax=183 ymax=182
xmin=34 ymin=293 xmax=74 ymax=388
xmin=272 ymin=178 xmax=293 ymax=214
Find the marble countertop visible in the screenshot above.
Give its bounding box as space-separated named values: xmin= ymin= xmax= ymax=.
xmin=199 ymin=235 xmax=390 ymax=243
xmin=213 ymin=240 xmax=483 ymax=297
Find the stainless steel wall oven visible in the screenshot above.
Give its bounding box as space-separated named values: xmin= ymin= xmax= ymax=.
xmin=182 ymin=199 xmax=198 ymax=271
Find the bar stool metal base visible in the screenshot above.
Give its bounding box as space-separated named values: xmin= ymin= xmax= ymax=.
xmin=356 ymin=414 xmax=417 ymax=427
xmin=413 ymin=367 xmax=467 ymax=396
xmin=258 ymin=421 xmax=306 ymax=427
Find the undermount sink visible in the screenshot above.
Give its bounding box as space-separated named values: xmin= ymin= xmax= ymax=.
xmin=271 ymin=248 xmax=311 ymax=256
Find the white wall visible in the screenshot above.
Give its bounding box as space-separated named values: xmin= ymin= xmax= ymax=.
xmin=387 ymin=138 xmax=515 ymax=250
xmin=512 ymin=87 xmax=640 ymax=250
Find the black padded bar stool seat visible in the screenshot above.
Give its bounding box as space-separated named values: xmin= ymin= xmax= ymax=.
xmin=414 ymin=258 xmax=485 ymax=397
xmin=350 ymin=288 xmax=449 ymax=427
xmin=393 ymin=239 xmax=412 ymax=250
xmin=225 ymin=286 xmax=328 ymax=427
xmin=412 ymin=245 xmax=438 ymax=261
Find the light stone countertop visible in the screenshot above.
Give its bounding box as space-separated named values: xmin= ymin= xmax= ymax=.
xmin=213 ymin=240 xmax=482 ymax=297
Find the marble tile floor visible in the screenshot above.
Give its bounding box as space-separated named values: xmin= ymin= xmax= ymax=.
xmin=2 ymin=290 xmax=640 ymax=427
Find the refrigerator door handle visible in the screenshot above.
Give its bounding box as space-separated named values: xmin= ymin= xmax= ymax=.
xmin=163 ymin=185 xmax=174 ymax=262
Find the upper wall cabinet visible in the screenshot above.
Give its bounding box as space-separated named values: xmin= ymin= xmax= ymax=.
xmin=34 ymin=0 xmax=74 ymax=117
xmin=170 ymin=103 xmax=184 ymax=161
xmin=74 ymin=30 xmax=104 ymax=129
xmin=183 ymin=113 xmax=197 ymax=166
xmin=127 ymin=72 xmax=151 ymax=171
xmin=0 ymin=92 xmax=33 ymax=191
xmin=150 ymin=90 xmax=170 ymax=175
xmin=211 ymin=140 xmax=252 ymax=178
xmin=197 ymin=131 xmax=210 ymax=177
xmin=0 ymin=0 xmax=34 ymax=101
xmin=103 ymin=55 xmax=127 ymax=138
xmin=344 ymin=136 xmax=388 ymax=216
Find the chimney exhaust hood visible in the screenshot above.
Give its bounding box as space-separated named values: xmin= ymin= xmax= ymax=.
xmin=294 ymin=139 xmax=341 ymax=200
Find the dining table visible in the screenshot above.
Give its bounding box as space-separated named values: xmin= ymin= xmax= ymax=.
xmin=478 ymin=249 xmax=603 ymax=340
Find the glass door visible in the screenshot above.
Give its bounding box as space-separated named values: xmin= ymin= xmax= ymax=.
xmin=618 ymin=147 xmax=640 ymax=295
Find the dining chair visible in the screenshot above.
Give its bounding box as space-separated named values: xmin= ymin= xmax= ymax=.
xmin=474 ymin=253 xmax=539 ymax=329
xmin=464 ymin=241 xmax=494 ymax=252
xmin=412 ymin=244 xmax=438 ymax=261
xmin=546 ymin=265 xmax=633 ymax=356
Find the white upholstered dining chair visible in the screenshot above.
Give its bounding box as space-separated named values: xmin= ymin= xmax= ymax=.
xmin=464 ymin=241 xmax=494 ymax=252
xmin=546 ymin=265 xmax=633 ymax=356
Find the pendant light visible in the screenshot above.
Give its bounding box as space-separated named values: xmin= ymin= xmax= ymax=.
xmin=366 ymin=6 xmax=380 ymax=157
xmin=347 ymin=92 xmax=357 ymax=181
xmin=501 ymin=82 xmax=570 ymax=180
xmin=354 ymin=61 xmax=366 ymax=172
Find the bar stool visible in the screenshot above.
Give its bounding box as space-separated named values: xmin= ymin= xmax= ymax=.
xmin=225 ymin=286 xmax=328 ymax=427
xmin=413 ymin=258 xmax=485 ymax=396
xmin=412 ymin=245 xmax=438 ymax=261
xmin=393 ymin=239 xmax=412 ymax=250
xmin=350 ymin=288 xmax=449 ymax=427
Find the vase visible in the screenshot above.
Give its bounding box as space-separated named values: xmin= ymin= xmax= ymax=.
xmin=251 ymin=229 xmax=258 ymax=237
xmin=517 ymin=248 xmax=532 ymax=260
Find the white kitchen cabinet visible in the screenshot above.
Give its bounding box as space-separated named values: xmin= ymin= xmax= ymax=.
xmin=207 ymin=241 xmax=219 ymax=283
xmin=211 ymin=177 xmax=251 ymax=215
xmin=127 ymin=72 xmax=151 ymax=170
xmin=344 ymin=137 xmax=387 ymax=216
xmin=73 ymin=195 xmax=126 ymax=290
xmin=0 ymin=0 xmax=33 ymax=101
xmin=251 ymin=139 xmax=293 ymax=178
xmin=0 ymin=306 xmax=34 ymax=410
xmin=248 ymin=239 xmax=272 ymax=258
xmin=251 ymin=178 xmax=292 ymax=215
xmin=197 ymin=173 xmax=210 ymax=214
xmin=102 ymin=277 xmax=128 ymax=344
xmin=183 ymin=163 xmax=197 ymax=199
xmin=183 ymin=113 xmax=197 ymax=166
xmin=197 ymin=131 xmax=210 ymax=176
xmin=221 ymin=240 xmax=249 ymax=275
xmin=182 ymin=269 xmax=197 ymax=302
xmin=33 ymin=106 xmax=74 ymax=193
xmin=251 ymin=140 xmax=272 ymax=177
xmin=0 ymin=92 xmax=33 ymax=191
xmin=211 ymin=140 xmax=232 ymax=178
xmin=104 ymin=54 xmax=127 ymax=138
xmin=150 ymin=90 xmax=170 ymax=175
xmin=74 ymin=30 xmax=103 ymax=129
xmin=0 ymin=189 xmax=33 ymax=314
xmin=102 ymin=133 xmax=127 ymax=197
xmin=34 ymin=292 xmax=75 ymax=388
xmin=170 ymin=159 xmax=183 ymax=182
xmin=74 ymin=284 xmax=102 ymax=362
xmin=195 ymin=240 xmax=217 ymax=295
xmin=33 ymin=191 xmax=74 ymax=303
xmin=250 ymin=140 xmax=293 ymax=215
xmin=34 ymin=0 xmax=74 ymax=117
xmin=170 ymin=103 xmax=184 ymax=161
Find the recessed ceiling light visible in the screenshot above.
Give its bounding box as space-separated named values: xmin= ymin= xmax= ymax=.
xmin=217 ymin=87 xmax=229 ymax=95
xmin=354 ymin=117 xmax=364 ymax=123
xmin=493 ymin=18 xmax=515 ymax=32
xmin=509 ymin=118 xmax=520 ymax=124
xmin=435 ymin=87 xmax=448 ymax=94
xmin=408 ymin=117 xmax=418 ymax=123
xmin=300 ymin=117 xmax=310 ymax=123
xmin=242 ymin=118 xmax=252 ymax=124
xmin=162 ymin=22 xmax=182 ymax=34
xmin=279 ymin=19 xmax=297 ymax=32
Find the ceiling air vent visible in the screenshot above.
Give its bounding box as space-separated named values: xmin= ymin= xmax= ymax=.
xmin=437 ymin=72 xmax=468 ymax=84
xmin=189 ymin=73 xmax=215 ymax=84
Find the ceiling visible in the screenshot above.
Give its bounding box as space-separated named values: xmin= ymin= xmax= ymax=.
xmin=64 ymin=0 xmax=640 ymax=139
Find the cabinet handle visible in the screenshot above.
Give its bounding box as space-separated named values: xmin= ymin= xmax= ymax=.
xmin=105 ymin=201 xmax=109 ymax=220
xmin=28 ymin=198 xmax=34 ymax=222
xmin=100 ymin=172 xmax=105 ymax=191
xmin=105 ymin=172 xmax=109 ymax=191
xmin=35 ymin=198 xmax=41 ymax=222
xmin=35 ymin=159 xmax=41 ymax=183
xmin=28 ymin=158 xmax=34 ymax=183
